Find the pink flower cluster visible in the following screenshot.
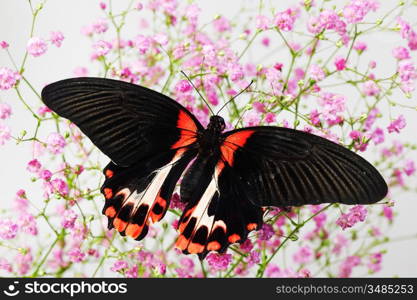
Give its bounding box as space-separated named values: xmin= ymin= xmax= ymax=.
xmin=0 ymin=67 xmax=21 ymax=90
xmin=336 ymin=205 xmax=368 ymax=230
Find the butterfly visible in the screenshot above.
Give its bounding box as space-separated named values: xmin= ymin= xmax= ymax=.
xmin=41 ymin=77 xmax=388 ymax=259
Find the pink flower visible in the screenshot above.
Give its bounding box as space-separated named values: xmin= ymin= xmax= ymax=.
xmin=245 ymin=251 xmax=261 ymax=267
xmin=206 ymin=253 xmax=232 ymax=271
xmin=0 ymin=67 xmax=21 ymax=90
xmin=334 ymin=56 xmax=347 ymax=71
xmin=255 ymin=15 xmax=270 ymax=30
xmin=392 ymin=46 xmax=410 ymax=60
xmin=73 ymin=66 xmax=89 ymax=77
xmin=26 ymin=37 xmax=48 ymax=57
xmin=309 ymin=64 xmax=325 ymax=81
xmin=68 ymin=247 xmax=86 ymax=263
xmin=397 ymin=60 xmax=417 ymax=92
xmin=367 ymin=252 xmax=383 ymax=273
xmin=258 ymin=223 xmax=274 ymax=240
xmin=99 ymin=2 xmax=106 ymax=10
xmin=0 ymin=41 xmax=9 ymax=49
xmin=404 ymin=160 xmax=415 ymax=176
xmin=50 ymin=31 xmax=64 ymax=47
xmin=175 ymin=80 xmax=192 ymax=93
xmin=92 ymin=18 xmax=108 ymax=34
xmin=0 ymin=122 xmax=11 ymax=145
xmin=46 ymin=132 xmax=66 ymax=154
xmin=332 ymin=234 xmax=349 ymax=255
xmin=134 ymin=35 xmax=152 ymax=54
xmin=51 ymin=178 xmax=69 ymax=196
xmin=15 ymin=249 xmax=32 ymax=275
xmin=38 ymin=106 xmax=52 ymax=117
xmin=343 ymin=0 xmax=379 ymax=24
xmin=111 ymin=260 xmax=129 ymax=272
xmin=61 ymin=209 xmax=77 ymax=229
xmin=371 ymin=127 xmax=384 ymax=145
xmin=243 ymin=110 xmax=261 ymax=126
xmin=362 ymin=80 xmax=380 ymax=96
xmin=383 ymin=205 xmax=393 ymax=222
xmin=353 ymin=41 xmax=367 ymax=53
xmin=387 ymin=115 xmax=406 ymax=133
xmin=213 ymin=16 xmax=231 ymax=32
xmin=339 ymin=256 xmax=361 ymax=277
xmin=265 ymin=112 xmax=276 ymax=124
xmin=13 ymin=189 xmax=29 ymax=213
xmin=40 ymin=169 xmax=52 ymax=181
xmin=92 ymin=40 xmax=112 ymax=57
xmin=274 ymin=8 xmax=299 ymax=31
xmin=0 ymin=258 xmax=12 ymax=273
xmin=336 ymin=205 xmax=367 ymax=230
xmin=153 ymin=33 xmax=168 ymax=46
xmin=18 ymin=213 xmax=38 ymax=236
xmin=293 ymin=246 xmax=313 ymax=264
xmin=0 ymin=102 xmax=12 ymax=119
xmin=349 ymin=130 xmax=362 ymax=140
xmin=27 ymin=159 xmax=41 ymax=173
xmin=0 ymin=219 xmax=18 ymax=239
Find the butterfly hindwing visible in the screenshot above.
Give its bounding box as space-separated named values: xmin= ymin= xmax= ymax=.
xmin=220 ymin=126 xmax=388 ymax=207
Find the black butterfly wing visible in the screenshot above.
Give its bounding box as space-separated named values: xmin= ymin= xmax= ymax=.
xmin=175 ymin=152 xmax=264 ymax=259
xmin=41 ymin=77 xmax=203 ymax=166
xmin=41 ymin=77 xmax=203 ymax=240
xmin=219 ymin=126 xmax=388 ymax=207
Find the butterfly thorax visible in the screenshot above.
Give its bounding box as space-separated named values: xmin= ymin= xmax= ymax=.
xmin=197 ymin=115 xmax=225 ymax=155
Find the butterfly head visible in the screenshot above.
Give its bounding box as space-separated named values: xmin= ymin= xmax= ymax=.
xmin=207 ymin=115 xmax=225 ymax=133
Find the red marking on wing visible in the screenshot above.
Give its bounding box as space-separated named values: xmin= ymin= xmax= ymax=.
xmin=220 ymin=130 xmax=255 ymax=166
xmin=103 ymin=188 xmax=113 ymax=199
xmin=171 ymin=110 xmax=198 ymax=149
xmin=105 ymin=169 xmax=114 ymax=179
xmin=104 ymin=206 xmax=116 ymax=218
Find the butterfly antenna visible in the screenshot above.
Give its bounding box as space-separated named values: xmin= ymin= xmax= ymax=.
xmin=216 ymin=80 xmax=254 ymax=115
xmin=180 ymin=70 xmax=215 ymax=116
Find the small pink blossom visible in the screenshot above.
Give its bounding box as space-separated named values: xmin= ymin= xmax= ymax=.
xmin=265 ymin=112 xmax=276 ymax=124
xmin=40 ymin=169 xmax=52 ymax=181
xmin=111 ymin=260 xmax=129 ymax=272
xmin=371 ymin=127 xmax=384 ymax=145
xmin=51 ymin=178 xmax=69 ymax=196
xmin=336 ymin=205 xmax=368 ymax=230
xmin=0 ymin=122 xmax=11 ymax=145
xmin=392 ymin=46 xmax=410 ymax=60
xmin=0 ymin=41 xmax=9 ymax=49
xmin=362 ymin=80 xmax=380 ymax=96
xmin=403 ymin=160 xmax=415 ymax=176
xmin=255 ymin=15 xmax=270 ymax=30
xmin=334 ymin=56 xmax=347 ymax=71
xmin=206 ymin=253 xmax=232 ymax=271
xmin=0 ymin=219 xmax=18 ymax=239
xmin=0 ymin=102 xmax=12 ymax=119
xmin=46 ymin=132 xmax=66 ymax=154
xmin=293 ymin=246 xmax=313 ymax=264
xmin=343 ymin=0 xmax=379 ymax=24
xmin=175 ymin=80 xmax=192 ymax=93
xmin=383 ymin=205 xmax=393 ymax=222
xmin=339 ymin=256 xmax=361 ymax=277
xmin=353 ymin=41 xmax=367 ymax=53
xmin=0 ymin=258 xmax=12 ymax=273
xmin=367 ymin=252 xmax=383 ymax=273
xmin=38 ymin=106 xmax=52 ymax=117
xmin=61 ymin=209 xmax=77 ymax=229
xmin=332 ymin=234 xmax=349 ymax=255
xmin=73 ymin=67 xmax=89 ymax=77
xmin=387 ymin=115 xmax=406 ymax=133
xmin=26 ymin=37 xmax=48 ymax=57
xmin=68 ymin=247 xmax=86 ymax=263
xmin=27 ymin=159 xmax=41 ymax=173
xmin=50 ymin=31 xmax=64 ymax=47
xmin=274 ymin=8 xmax=299 ymax=31
xmin=92 ymin=18 xmax=108 ymax=34
xmin=0 ymin=67 xmax=21 ymax=90
xmin=213 ymin=16 xmax=231 ymax=32
xmin=92 ymin=40 xmax=112 ymax=57
xmin=309 ymin=64 xmax=325 ymax=81
xmin=243 ymin=110 xmax=261 ymax=126
xmin=258 ymin=224 xmax=274 ymax=240
xmin=13 ymin=189 xmax=29 ymax=213
xmin=18 ymin=213 xmax=38 ymax=236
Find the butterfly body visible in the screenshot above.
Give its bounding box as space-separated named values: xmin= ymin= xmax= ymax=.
xmin=41 ymin=77 xmax=388 ymax=258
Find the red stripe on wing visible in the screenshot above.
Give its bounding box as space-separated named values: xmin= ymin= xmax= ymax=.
xmin=171 ymin=110 xmax=198 ymax=149
xmin=220 ymin=130 xmax=255 ymax=166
